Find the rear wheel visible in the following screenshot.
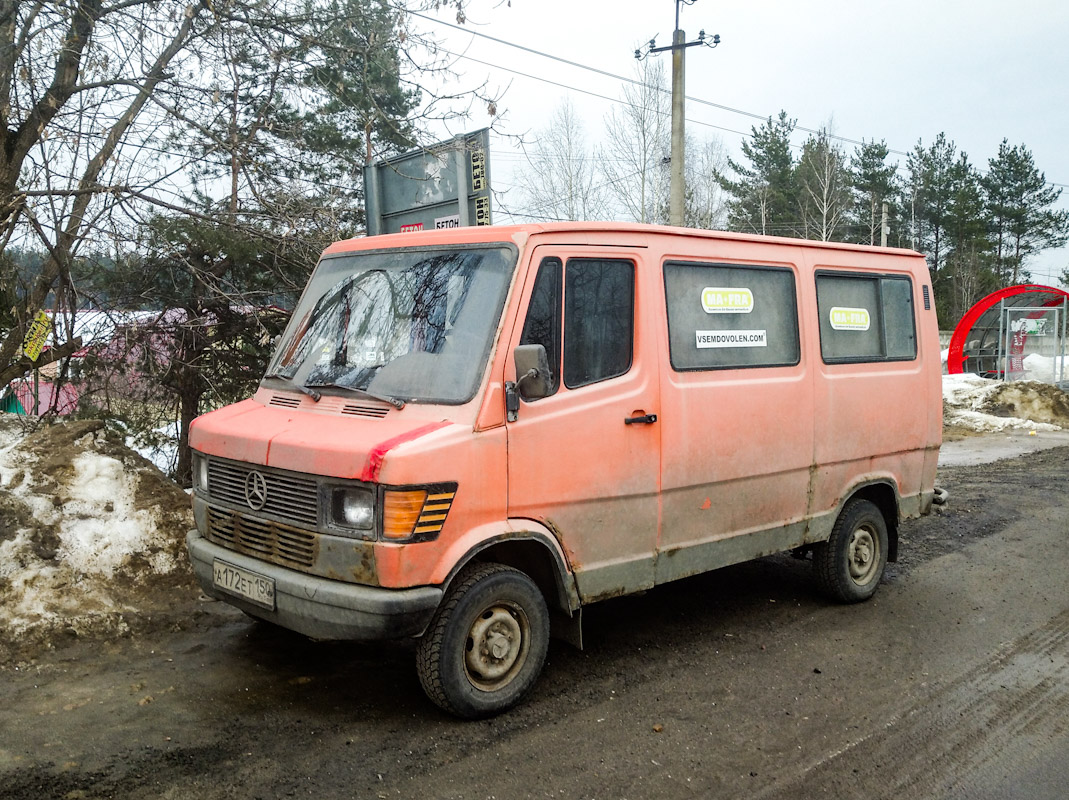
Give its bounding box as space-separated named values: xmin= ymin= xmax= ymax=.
xmin=814 ymin=498 xmax=888 ymax=603
xmin=416 ymin=562 xmax=549 ymax=718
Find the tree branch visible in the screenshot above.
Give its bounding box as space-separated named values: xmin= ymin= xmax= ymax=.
xmin=0 ymin=336 xmax=83 ymax=387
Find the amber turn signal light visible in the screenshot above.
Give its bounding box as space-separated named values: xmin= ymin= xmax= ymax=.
xmin=382 ymin=485 xmax=457 ymax=541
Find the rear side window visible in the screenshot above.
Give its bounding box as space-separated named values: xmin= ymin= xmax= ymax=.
xmin=816 ymin=272 xmax=916 ymax=363
xmin=664 ymin=262 xmax=800 ymax=370
xmin=564 ymin=259 xmax=634 ymax=388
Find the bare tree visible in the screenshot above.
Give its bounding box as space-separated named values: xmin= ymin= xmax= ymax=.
xmin=795 ymin=129 xmax=851 ymax=242
xmin=0 ymin=0 xmax=505 ymax=485
xmin=686 ymin=135 xmax=728 ymax=230
xmin=0 ymin=0 xmax=500 ymax=391
xmin=517 ymin=99 xmax=604 ymax=221
xmin=0 ymin=0 xmax=212 ymax=387
xmin=599 ymin=59 xmax=670 ymax=224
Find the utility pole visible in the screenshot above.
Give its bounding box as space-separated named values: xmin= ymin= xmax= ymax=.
xmin=637 ymin=1 xmax=719 ymax=227
xmin=669 ymin=26 xmax=685 ymax=227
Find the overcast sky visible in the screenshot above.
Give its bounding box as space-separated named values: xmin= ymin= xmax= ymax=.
xmin=411 ymin=0 xmax=1069 ymax=287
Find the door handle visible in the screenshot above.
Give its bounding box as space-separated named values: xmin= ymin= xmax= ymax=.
xmin=624 ymin=413 xmax=657 ymax=425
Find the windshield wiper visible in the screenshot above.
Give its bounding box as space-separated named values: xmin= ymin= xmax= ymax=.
xmin=304 ymin=381 xmax=406 ymax=409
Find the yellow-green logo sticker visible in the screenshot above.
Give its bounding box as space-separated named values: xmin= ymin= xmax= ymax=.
xmin=830 ymin=307 xmax=870 ymax=331
xmin=701 ymin=287 xmax=753 ymax=314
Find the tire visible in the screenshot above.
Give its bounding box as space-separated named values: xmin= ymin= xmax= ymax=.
xmin=813 ymin=498 xmax=889 ymax=603
xmin=416 ymin=562 xmax=549 ymax=719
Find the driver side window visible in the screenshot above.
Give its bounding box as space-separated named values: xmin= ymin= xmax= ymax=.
xmin=519 ymin=257 xmax=562 ymax=396
xmin=519 ymin=256 xmax=636 ymax=397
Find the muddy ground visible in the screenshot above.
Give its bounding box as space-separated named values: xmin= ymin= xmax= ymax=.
xmin=0 ymin=443 xmax=1067 ymax=800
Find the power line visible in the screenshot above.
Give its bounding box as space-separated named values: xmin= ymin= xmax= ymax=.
xmin=410 ymin=8 xmax=1069 ymax=192
xmin=408 ymin=9 xmax=900 ymax=153
xmin=433 ymin=44 xmax=754 ymax=139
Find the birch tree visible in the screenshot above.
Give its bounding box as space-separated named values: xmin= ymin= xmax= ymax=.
xmin=518 ymin=98 xmax=604 ymax=221
xmin=685 ymin=135 xmax=728 ymax=230
xmin=599 ymin=59 xmax=670 ymax=224
xmin=795 ymin=129 xmax=851 ymax=242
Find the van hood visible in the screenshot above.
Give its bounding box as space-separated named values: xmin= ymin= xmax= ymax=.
xmin=188 ymin=399 xmax=451 ymax=482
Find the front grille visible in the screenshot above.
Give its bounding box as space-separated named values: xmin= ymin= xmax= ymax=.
xmin=207 ymin=460 xmax=319 ymax=527
xmin=207 ymin=505 xmax=317 ymax=568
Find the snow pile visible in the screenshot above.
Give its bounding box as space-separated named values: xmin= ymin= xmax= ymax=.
xmin=943 ymin=373 xmax=1069 ymax=433
xmin=0 ymin=418 xmax=196 ymax=662
xmin=1020 ymin=353 xmax=1069 ymax=384
xmin=124 ymin=421 xmax=181 ymax=477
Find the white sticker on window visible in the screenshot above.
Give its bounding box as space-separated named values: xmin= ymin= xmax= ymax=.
xmin=701 ymin=287 xmax=754 ymax=314
xmin=696 ymin=330 xmax=767 ymax=348
xmin=830 ymin=307 xmax=871 ymax=331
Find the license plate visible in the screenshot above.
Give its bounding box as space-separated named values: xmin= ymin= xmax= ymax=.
xmin=213 ymin=560 xmax=276 ymax=610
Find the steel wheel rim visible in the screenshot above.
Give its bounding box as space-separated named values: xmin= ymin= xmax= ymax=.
xmin=464 ymin=602 xmax=530 ymax=691
xmin=848 ymin=524 xmax=880 ymax=584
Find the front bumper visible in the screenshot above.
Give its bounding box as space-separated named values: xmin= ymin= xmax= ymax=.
xmin=187 ymin=529 xmax=442 ymax=640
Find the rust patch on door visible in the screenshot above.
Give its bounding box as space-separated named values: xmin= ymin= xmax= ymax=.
xmin=543 ymin=517 xmax=581 ymax=569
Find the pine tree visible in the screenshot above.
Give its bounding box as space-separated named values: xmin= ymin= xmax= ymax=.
xmin=850 ymin=140 xmax=898 ymax=246
xmin=718 ymin=111 xmax=797 ymax=236
xmin=905 ymin=134 xmax=957 ymax=310
xmin=945 ymin=152 xmax=994 ymax=319
xmin=982 ymin=139 xmax=1069 ymax=286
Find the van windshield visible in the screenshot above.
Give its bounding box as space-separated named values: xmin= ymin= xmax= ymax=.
xmin=265 ymin=245 xmax=515 ymax=404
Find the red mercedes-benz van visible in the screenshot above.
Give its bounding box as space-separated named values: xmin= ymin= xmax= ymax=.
xmin=187 ymin=222 xmax=942 ymax=717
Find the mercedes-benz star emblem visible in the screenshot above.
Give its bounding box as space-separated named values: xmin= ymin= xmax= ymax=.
xmin=244 ymin=471 xmax=268 ymax=511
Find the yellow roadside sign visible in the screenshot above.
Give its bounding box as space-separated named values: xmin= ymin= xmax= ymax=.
xmin=22 ymin=310 xmax=50 ymax=361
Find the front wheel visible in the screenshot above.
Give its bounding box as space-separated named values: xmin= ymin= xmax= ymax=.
xmin=416 ymin=562 xmax=549 ymax=718
xmin=813 ymin=498 xmax=889 ymax=603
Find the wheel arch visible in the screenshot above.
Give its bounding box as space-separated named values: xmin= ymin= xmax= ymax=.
xmin=844 ymin=480 xmax=900 ymax=563
xmin=442 ymin=529 xmax=580 ymax=616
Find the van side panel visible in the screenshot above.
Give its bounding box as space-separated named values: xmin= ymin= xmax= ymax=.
xmin=805 ymin=250 xmax=939 ymax=521
xmin=657 ymin=365 xmax=816 ymax=579
xmin=653 ymin=242 xmax=817 ymax=583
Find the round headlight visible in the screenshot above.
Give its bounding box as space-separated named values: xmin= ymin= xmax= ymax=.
xmin=331 ymin=487 xmax=374 ymax=530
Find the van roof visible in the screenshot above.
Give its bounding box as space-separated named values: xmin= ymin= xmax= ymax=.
xmin=322 ymin=222 xmax=924 ymax=259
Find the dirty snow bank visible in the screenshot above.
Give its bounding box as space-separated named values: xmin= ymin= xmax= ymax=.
xmin=0 ymin=418 xmax=197 ymax=663
xmin=943 ymin=373 xmax=1069 ymax=433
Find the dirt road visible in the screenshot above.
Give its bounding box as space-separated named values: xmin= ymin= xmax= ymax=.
xmin=1 ymin=445 xmax=1067 ymax=800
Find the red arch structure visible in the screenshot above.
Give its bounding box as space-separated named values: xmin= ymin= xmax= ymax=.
xmin=947 ymin=284 xmax=1069 ymax=375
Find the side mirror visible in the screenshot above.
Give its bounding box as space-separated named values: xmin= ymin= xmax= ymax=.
xmin=513 ymin=343 xmax=552 ymax=400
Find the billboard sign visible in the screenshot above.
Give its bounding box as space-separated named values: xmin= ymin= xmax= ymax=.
xmin=364 ymin=129 xmax=492 ymax=235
